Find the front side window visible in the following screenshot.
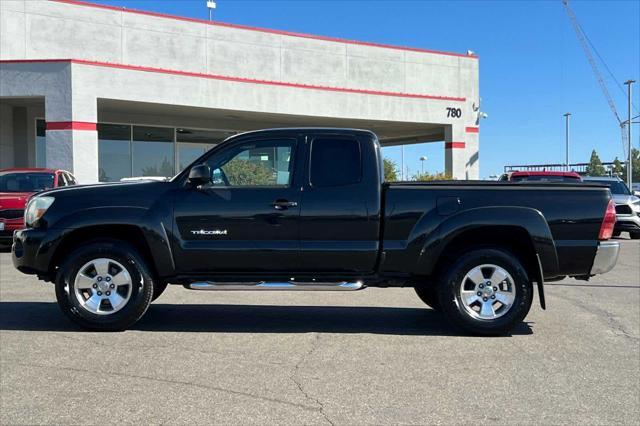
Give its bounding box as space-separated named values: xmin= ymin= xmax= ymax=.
xmin=56 ymin=173 xmax=67 ymax=187
xmin=310 ymin=137 xmax=361 ymax=187
xmin=205 ymin=139 xmax=296 ymax=187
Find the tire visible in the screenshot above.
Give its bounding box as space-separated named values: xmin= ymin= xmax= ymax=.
xmin=414 ymin=285 xmax=441 ymax=311
xmin=630 ymin=232 xmax=640 ymax=240
xmin=55 ymin=239 xmax=154 ymax=331
xmin=152 ymin=281 xmax=169 ymax=302
xmin=437 ymin=248 xmax=533 ymax=336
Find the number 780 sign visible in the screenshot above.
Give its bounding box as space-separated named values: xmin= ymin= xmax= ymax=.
xmin=446 ymin=107 xmax=462 ymax=118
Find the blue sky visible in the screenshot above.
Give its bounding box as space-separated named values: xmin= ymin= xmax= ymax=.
xmin=90 ymin=0 xmax=639 ymax=178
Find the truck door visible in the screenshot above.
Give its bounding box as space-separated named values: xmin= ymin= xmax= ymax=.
xmin=298 ymin=132 xmax=382 ymax=273
xmin=172 ymin=136 xmax=303 ymax=273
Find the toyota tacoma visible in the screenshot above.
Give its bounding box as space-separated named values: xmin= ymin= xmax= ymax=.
xmin=12 ymin=128 xmax=620 ymax=334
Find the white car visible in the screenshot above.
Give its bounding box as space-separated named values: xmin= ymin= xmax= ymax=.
xmin=583 ymin=176 xmax=640 ymax=239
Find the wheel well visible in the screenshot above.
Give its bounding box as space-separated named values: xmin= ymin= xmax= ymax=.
xmin=50 ymin=225 xmax=157 ymax=278
xmin=434 ymin=226 xmax=541 ymax=284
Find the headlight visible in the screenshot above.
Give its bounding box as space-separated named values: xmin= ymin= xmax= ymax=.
xmin=631 ymin=201 xmax=640 ymax=212
xmin=24 ymin=196 xmax=55 ymax=227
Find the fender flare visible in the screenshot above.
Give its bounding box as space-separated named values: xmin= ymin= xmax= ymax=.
xmin=413 ymin=206 xmax=558 ymax=307
xmin=51 ymin=206 xmax=175 ymax=278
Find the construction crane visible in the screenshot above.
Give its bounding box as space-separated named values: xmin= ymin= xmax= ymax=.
xmin=561 ymin=0 xmax=629 ymax=160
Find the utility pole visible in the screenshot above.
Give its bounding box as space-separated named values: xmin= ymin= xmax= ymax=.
xmin=401 ymin=145 xmax=405 ymax=181
xmin=624 ymin=80 xmax=635 ymax=189
xmin=563 ymin=112 xmax=571 ymax=170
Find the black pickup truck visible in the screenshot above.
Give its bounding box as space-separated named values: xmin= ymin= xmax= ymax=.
xmin=12 ymin=128 xmax=620 ymax=335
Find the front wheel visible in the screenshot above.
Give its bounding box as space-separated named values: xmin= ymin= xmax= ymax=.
xmin=55 ymin=240 xmax=154 ymax=331
xmin=437 ymin=248 xmax=533 ymax=336
xmin=630 ymin=232 xmax=640 ymax=240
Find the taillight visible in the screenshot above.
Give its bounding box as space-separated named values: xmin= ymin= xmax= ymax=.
xmin=598 ymin=199 xmax=617 ymax=240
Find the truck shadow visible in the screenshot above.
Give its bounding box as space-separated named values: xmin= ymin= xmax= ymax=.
xmin=0 ymin=302 xmax=533 ymax=336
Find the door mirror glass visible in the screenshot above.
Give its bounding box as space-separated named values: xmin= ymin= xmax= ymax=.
xmin=188 ymin=164 xmax=212 ymax=186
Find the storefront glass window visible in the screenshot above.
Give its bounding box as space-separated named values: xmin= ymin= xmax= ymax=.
xmin=132 ymin=126 xmax=175 ymax=178
xmin=36 ymin=119 xmax=46 ymax=167
xmin=98 ymin=124 xmax=131 ymax=182
xmin=176 ymin=128 xmax=228 ymax=171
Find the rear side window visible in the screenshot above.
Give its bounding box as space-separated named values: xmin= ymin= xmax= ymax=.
xmin=310 ymin=138 xmax=361 ymax=187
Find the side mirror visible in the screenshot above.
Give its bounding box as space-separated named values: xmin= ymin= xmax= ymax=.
xmin=188 ymin=164 xmax=211 ymax=186
xmin=634 ymin=191 xmax=640 ymax=197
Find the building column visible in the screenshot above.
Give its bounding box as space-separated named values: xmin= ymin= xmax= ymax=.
xmin=445 ymin=124 xmax=480 ymax=180
xmin=44 ymin=94 xmax=99 ymax=183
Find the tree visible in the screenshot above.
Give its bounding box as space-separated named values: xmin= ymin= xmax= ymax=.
xmin=621 ymin=148 xmax=640 ymax=184
xmin=612 ymin=157 xmax=624 ymax=176
xmin=585 ymin=150 xmax=606 ymax=176
xmin=142 ymin=157 xmax=174 ymax=177
xmin=412 ymin=171 xmax=453 ymax=181
xmin=222 ymin=159 xmax=274 ymax=186
xmin=383 ymin=158 xmax=398 ymax=182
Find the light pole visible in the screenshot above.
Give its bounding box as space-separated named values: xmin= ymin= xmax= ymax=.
xmin=206 ymin=1 xmax=216 ymax=21
xmin=420 ymin=156 xmax=427 ymax=174
xmin=563 ymin=112 xmax=571 ymax=171
xmin=624 ymin=80 xmax=635 ymax=189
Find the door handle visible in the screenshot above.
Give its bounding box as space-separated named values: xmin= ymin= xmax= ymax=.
xmin=271 ymin=199 xmax=298 ymax=210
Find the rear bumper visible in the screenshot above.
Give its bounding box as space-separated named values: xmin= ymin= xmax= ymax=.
xmin=590 ymin=241 xmax=620 ymax=275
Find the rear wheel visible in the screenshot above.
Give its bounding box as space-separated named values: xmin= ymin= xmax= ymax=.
xmin=414 ymin=285 xmax=441 ymax=311
xmin=437 ymin=248 xmax=533 ymax=336
xmin=55 ymin=240 xmax=154 ymax=331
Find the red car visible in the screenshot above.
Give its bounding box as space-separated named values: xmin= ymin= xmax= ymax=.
xmin=0 ymin=168 xmax=77 ymax=246
xmin=499 ymin=171 xmax=583 ymax=182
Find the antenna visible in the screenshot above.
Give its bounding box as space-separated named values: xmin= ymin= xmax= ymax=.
xmin=206 ymin=1 xmax=216 ymax=21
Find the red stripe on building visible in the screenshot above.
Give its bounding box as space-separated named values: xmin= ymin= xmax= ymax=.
xmin=46 ymin=121 xmax=97 ymax=131
xmin=0 ymin=59 xmax=466 ymax=102
xmin=445 ymin=142 xmax=466 ymax=149
xmin=465 ymin=126 xmax=479 ymax=133
xmin=52 ymin=0 xmax=478 ymax=60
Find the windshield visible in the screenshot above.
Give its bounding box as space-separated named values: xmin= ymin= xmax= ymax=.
xmin=0 ymin=172 xmax=55 ymax=193
xmin=587 ymin=180 xmax=630 ymax=195
xmin=511 ymin=175 xmax=581 ymax=182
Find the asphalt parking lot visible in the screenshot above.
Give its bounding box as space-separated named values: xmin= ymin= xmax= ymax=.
xmin=1 ymin=239 xmax=638 ymax=425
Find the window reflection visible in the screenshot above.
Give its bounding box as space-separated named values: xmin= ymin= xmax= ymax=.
xmin=36 ymin=119 xmax=46 ymax=167
xmin=98 ymin=124 xmax=131 ymax=182
xmin=132 ymin=126 xmax=174 ymax=178
xmin=96 ymin=124 xmax=234 ymax=182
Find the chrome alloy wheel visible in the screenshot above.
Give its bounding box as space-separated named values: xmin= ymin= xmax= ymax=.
xmin=73 ymin=258 xmax=133 ymax=315
xmin=458 ymin=264 xmax=516 ymax=320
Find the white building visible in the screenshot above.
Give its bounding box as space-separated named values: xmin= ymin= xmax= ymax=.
xmin=0 ymin=0 xmax=480 ymax=183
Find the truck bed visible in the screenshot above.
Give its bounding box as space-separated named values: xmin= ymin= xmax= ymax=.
xmin=381 ymin=180 xmax=611 ymax=279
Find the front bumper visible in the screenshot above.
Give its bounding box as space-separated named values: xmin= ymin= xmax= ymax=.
xmin=0 ymin=219 xmax=24 ymax=245
xmin=11 ymin=228 xmax=56 ymax=276
xmin=614 ymin=213 xmax=640 ymax=233
xmin=590 ymin=241 xmax=620 ymax=275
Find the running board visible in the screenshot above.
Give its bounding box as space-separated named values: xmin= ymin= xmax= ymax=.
xmin=186 ymin=281 xmax=365 ymax=291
